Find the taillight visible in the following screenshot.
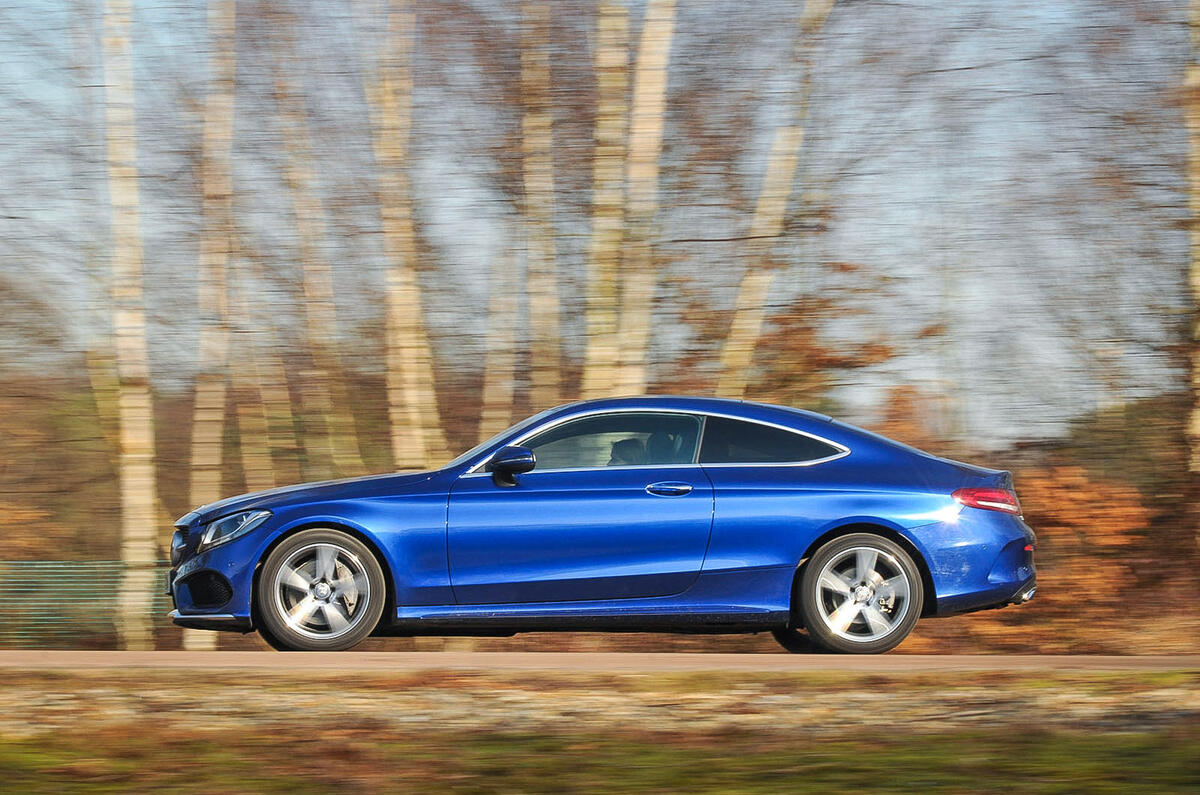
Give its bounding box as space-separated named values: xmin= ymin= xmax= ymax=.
xmin=952 ymin=487 xmax=1021 ymax=515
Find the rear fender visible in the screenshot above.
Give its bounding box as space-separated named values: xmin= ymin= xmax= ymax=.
xmin=790 ymin=520 xmax=939 ymax=621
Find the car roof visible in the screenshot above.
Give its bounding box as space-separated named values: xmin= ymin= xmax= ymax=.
xmin=453 ymin=395 xmax=886 ymax=475
xmin=536 ymin=397 xmax=948 ymax=474
xmin=547 ymin=396 xmax=835 ymax=425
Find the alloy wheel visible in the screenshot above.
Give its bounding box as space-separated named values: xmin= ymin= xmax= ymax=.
xmin=272 ymin=542 xmax=371 ymax=641
xmin=813 ymin=545 xmax=911 ymax=643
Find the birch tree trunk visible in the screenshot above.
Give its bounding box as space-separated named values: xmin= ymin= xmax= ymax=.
xmin=226 ymin=247 xmax=279 ymax=495
xmin=232 ymin=226 xmax=302 ymax=487
xmin=270 ymin=28 xmax=366 ymax=480
xmin=252 ymin=338 xmax=302 ymax=486
xmin=580 ymin=2 xmax=630 ymax=400
xmin=1187 ymin=0 xmax=1200 ymax=555
xmin=242 ymin=322 xmax=301 ymax=487
xmin=183 ymin=0 xmax=238 ymax=651
xmin=76 ymin=7 xmax=122 ymax=457
xmin=369 ymin=1 xmax=451 ymax=470
xmin=612 ymin=0 xmax=676 ymax=397
xmin=104 ymin=0 xmax=158 ymax=651
xmin=477 ymin=247 xmax=518 ymax=442
xmin=521 ymin=1 xmax=561 ymax=410
xmin=234 ymin=376 xmax=276 ymax=493
xmin=86 ymin=262 xmax=123 ymax=454
xmin=232 ymin=347 xmax=279 ymax=494
xmin=88 ymin=265 xmax=177 ymax=553
xmin=715 ymin=0 xmax=834 ymax=399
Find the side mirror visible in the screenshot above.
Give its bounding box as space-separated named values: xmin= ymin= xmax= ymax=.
xmin=485 ymin=445 xmax=536 ymax=487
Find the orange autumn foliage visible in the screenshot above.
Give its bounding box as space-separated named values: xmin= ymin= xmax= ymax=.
xmin=1017 ymin=465 xmax=1145 ymax=551
xmin=873 ymin=385 xmax=939 ymax=450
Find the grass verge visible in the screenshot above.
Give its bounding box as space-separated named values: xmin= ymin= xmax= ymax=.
xmin=1 ymin=725 xmax=1196 ymax=793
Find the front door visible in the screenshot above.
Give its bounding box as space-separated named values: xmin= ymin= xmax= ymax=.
xmin=447 ymin=411 xmax=714 ymax=604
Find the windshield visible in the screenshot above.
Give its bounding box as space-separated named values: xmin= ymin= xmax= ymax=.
xmin=440 ymin=405 xmax=566 ymax=471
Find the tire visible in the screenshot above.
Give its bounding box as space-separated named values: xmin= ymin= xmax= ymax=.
xmin=797 ymin=533 xmax=923 ymax=654
xmin=771 ymin=627 xmax=825 ymax=654
xmin=255 ymin=528 xmax=387 ymax=651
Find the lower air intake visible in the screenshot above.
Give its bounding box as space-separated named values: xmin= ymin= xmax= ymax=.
xmin=179 ymin=571 xmax=234 ymax=609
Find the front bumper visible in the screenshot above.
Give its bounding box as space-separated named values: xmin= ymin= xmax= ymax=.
xmin=168 ymin=609 xmax=253 ymax=632
xmin=167 ymin=521 xmax=262 ymax=628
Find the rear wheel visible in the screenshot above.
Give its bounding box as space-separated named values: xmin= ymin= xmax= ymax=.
xmin=256 ymin=529 xmax=386 ymax=651
xmin=797 ymin=533 xmax=923 ymax=654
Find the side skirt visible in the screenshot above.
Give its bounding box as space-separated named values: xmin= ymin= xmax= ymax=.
xmin=379 ymin=611 xmax=789 ymax=637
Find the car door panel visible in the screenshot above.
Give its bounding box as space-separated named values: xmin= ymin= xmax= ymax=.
xmin=447 ymin=466 xmax=714 ymax=604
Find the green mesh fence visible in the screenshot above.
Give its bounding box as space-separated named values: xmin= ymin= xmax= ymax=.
xmin=0 ymin=561 xmax=174 ymax=648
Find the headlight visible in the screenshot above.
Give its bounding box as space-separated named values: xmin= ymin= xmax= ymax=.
xmin=198 ymin=510 xmax=272 ymax=552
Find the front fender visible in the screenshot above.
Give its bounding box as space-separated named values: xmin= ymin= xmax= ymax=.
xmin=252 ymin=494 xmax=453 ymax=610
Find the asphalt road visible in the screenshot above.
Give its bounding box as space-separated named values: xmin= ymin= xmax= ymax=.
xmin=1 ymin=651 xmax=1197 ymax=672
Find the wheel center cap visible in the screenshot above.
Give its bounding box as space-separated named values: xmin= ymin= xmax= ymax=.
xmin=313 ymin=582 xmax=331 ymax=600
xmin=853 ymin=585 xmax=872 ymax=603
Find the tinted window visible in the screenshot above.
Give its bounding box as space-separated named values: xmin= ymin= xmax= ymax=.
xmin=523 ymin=412 xmax=702 ymax=470
xmin=699 ymin=416 xmax=842 ymax=464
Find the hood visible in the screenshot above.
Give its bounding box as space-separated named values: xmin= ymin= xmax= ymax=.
xmin=177 ymin=470 xmax=436 ymax=527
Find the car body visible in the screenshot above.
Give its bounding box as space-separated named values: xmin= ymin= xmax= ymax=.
xmin=168 ymin=396 xmax=1036 ymax=653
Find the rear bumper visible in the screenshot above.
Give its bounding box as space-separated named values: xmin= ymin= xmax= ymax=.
xmin=917 ymin=510 xmax=1037 ymax=616
xmin=940 ymin=574 xmax=1036 ymax=617
xmin=1010 ymin=577 xmax=1036 ymax=605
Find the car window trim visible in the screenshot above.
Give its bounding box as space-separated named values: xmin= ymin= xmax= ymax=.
xmin=462 ymin=407 xmax=849 ymax=476
xmin=460 ymin=462 xmax=706 ymax=478
xmin=698 ymin=415 xmax=851 ymax=468
xmin=464 ymin=409 xmax=704 ymax=475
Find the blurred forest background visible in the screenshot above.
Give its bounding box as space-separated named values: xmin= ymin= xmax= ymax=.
xmin=0 ymin=0 xmax=1197 ymax=652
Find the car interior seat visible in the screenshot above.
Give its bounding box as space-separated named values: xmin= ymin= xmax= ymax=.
xmin=608 ymin=437 xmax=646 ymax=466
xmin=645 ymin=431 xmax=683 ymax=464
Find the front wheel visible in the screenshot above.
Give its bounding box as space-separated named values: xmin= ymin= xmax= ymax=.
xmin=256 ymin=528 xmax=387 ymax=651
xmin=797 ymin=533 xmax=924 ymax=654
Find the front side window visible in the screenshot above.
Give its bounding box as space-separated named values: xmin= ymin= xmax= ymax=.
xmin=523 ymin=412 xmax=702 ymax=470
xmin=699 ymin=416 xmax=843 ymax=464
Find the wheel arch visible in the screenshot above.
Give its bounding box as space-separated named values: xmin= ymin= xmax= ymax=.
xmin=788 ymin=522 xmax=938 ymax=621
xmin=251 ymin=520 xmax=397 ymax=634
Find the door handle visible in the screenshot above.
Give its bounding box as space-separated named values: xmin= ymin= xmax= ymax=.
xmin=645 ymin=481 xmax=693 ymax=497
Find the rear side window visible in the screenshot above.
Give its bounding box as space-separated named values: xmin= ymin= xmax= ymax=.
xmin=699 ymin=416 xmax=843 ymax=464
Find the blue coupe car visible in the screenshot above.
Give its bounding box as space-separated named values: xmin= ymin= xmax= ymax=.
xmin=168 ymin=396 xmax=1036 ymax=653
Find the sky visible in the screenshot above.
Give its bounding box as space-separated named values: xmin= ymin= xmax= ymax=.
xmin=0 ymin=0 xmax=1191 ymax=448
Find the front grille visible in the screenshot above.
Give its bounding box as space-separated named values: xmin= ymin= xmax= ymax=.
xmin=179 ymin=571 xmax=233 ymax=609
